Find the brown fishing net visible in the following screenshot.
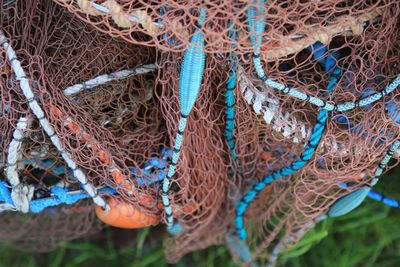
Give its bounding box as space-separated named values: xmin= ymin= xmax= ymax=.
xmin=1 ymin=0 xmax=400 ymax=265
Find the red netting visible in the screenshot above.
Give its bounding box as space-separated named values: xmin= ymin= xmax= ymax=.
xmin=0 ymin=0 xmax=399 ymax=265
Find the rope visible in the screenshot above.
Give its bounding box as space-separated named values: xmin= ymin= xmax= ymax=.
xmin=76 ymin=0 xmax=163 ymax=35
xmin=63 ymin=64 xmax=156 ymax=96
xmin=0 ymin=181 xmax=116 ymax=213
xmin=339 ymin=182 xmax=400 ymax=208
xmin=5 ymin=117 xmax=28 ymax=187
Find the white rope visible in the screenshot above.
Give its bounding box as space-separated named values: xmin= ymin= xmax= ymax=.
xmin=0 ymin=31 xmax=108 ymax=210
xmin=88 ymin=1 xmax=164 ymax=28
xmin=11 ymin=183 xmax=34 ymax=213
xmin=0 ymin=203 xmax=16 ymax=212
xmin=63 ymin=63 xmax=157 ymax=96
xmin=238 ymin=65 xmax=311 ymax=144
xmin=5 ymin=117 xmax=27 ymax=187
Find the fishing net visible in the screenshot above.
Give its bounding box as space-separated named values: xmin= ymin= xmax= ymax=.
xmin=1 ymin=0 xmax=399 ymax=266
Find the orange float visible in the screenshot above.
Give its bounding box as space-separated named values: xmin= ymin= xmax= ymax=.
xmin=95 ymin=198 xmax=161 ymax=229
xmin=95 ymin=196 xmax=197 ymax=229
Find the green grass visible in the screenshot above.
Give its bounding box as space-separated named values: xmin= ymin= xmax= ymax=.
xmin=2 ymin=167 xmax=400 ymax=267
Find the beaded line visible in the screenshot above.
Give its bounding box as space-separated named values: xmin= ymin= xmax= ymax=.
xmin=0 ymin=30 xmax=108 ymax=210
xmin=225 ymin=22 xmax=238 ymax=162
xmin=235 ymin=38 xmax=343 ymax=240
xmin=63 ymin=63 xmax=156 ymax=96
xmin=162 ymin=8 xmax=207 ymax=235
xmin=240 ymin=51 xmax=400 ymax=158
xmin=239 ymin=71 xmax=352 ymax=156
xmin=225 ymin=23 xmax=257 ymax=266
xmin=247 ymin=0 xmax=400 ymax=113
xmin=239 ymin=70 xmax=375 ymax=157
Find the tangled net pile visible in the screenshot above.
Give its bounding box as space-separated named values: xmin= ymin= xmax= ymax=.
xmin=1 ymin=0 xmax=399 ymax=265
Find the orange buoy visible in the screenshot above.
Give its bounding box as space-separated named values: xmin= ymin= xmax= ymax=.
xmin=95 ymin=198 xmax=161 ymax=229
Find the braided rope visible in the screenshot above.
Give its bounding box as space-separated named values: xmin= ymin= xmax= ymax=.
xmin=63 ymin=64 xmax=156 ymax=96
xmin=5 ymin=117 xmax=28 ymax=187
xmin=74 ymin=0 xmax=163 ymax=34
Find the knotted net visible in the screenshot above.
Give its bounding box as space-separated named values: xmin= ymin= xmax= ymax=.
xmin=0 ymin=0 xmax=399 ymax=265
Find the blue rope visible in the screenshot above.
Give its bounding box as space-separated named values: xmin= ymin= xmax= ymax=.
xmin=162 ymin=8 xmax=207 ymax=235
xmin=0 ymin=181 xmax=13 ymax=204
xmin=368 ymin=191 xmax=400 ymax=208
xmin=1 ymin=149 xmax=172 ymax=213
xmin=130 ymin=148 xmax=172 ymax=186
xmin=235 ymin=40 xmax=342 ymax=240
xmin=225 ymin=21 xmax=238 ymax=162
xmin=0 ymin=180 xmax=116 ymax=213
xmin=339 ymin=182 xmax=400 ymax=208
xmin=247 ymin=0 xmax=400 ymax=112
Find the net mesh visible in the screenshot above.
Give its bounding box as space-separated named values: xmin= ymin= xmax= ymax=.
xmin=0 ymin=0 xmax=399 ymax=265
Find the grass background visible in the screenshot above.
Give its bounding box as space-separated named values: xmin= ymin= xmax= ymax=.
xmin=2 ymin=166 xmax=400 ymax=267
